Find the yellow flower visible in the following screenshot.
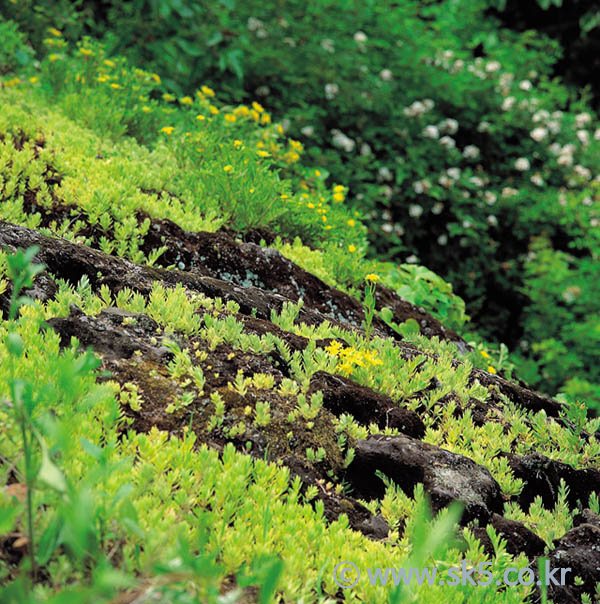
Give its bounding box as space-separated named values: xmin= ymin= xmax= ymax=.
xmin=103 ymin=59 xmax=116 ymax=67
xmin=180 ymin=96 xmax=193 ymax=105
xmin=249 ymin=188 xmax=255 ymax=193
xmin=48 ymin=54 xmax=60 ymax=62
xmin=196 ymin=114 xmax=206 ymax=121
xmin=333 ymin=185 xmax=345 ymax=193
xmin=29 ymin=77 xmax=38 ymax=84
xmin=284 ymin=150 xmax=300 ymax=164
xmin=224 ymin=113 xmax=237 ymax=123
xmin=250 ymin=109 xmax=260 ymax=122
xmin=347 ymin=219 xmax=356 ymax=227
xmin=97 ymin=76 xmax=108 ymax=83
xmin=233 ymin=140 xmax=243 ymax=149
xmin=333 ymin=192 xmax=344 ymax=202
xmin=261 ymin=112 xmax=271 ymax=124
xmin=201 ymin=85 xmax=215 ymax=97
xmin=276 ymin=124 xmax=284 ymax=135
xmin=79 ymin=47 xmax=93 ymax=56
xmin=480 ymin=350 xmax=490 ymax=359
xmin=365 ymin=274 xmax=380 ymax=282
xmin=257 ymin=150 xmax=270 ymax=158
xmin=252 ymin=101 xmax=264 ymax=113
xmin=110 ymin=83 xmax=120 ymax=89
xmin=160 ymin=126 xmax=174 ymax=135
xmin=151 ymin=73 xmax=161 ymax=84
xmin=348 ymin=244 xmax=357 ymax=253
xmin=163 ymin=93 xmax=175 ymax=102
xmin=209 ymin=105 xmax=219 ymax=115
xmin=488 ymin=366 xmax=497 ymax=374
xmin=325 ymin=341 xmax=343 ymax=357
xmin=307 ymin=203 xmax=315 ymax=209
xmin=322 ymin=215 xmax=327 ymax=222
xmin=141 ymin=106 xmax=151 ymax=113
xmin=223 ymin=165 xmax=233 ymax=173
xmin=48 ymin=27 xmax=62 ymax=37
xmin=234 ymin=105 xmax=250 ymax=117
xmin=315 ymin=169 xmax=321 ymax=177
xmin=289 ymin=139 xmax=304 ymax=152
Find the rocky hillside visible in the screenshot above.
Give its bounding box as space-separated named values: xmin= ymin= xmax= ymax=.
xmin=1 ymin=55 xmax=599 ymax=604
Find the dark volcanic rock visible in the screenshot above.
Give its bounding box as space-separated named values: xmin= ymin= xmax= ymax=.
xmin=346 ymin=434 xmax=504 ymax=523
xmin=469 ymin=513 xmax=547 ymax=560
xmin=307 ymin=371 xmax=425 ymax=438
xmin=504 ymin=452 xmax=600 ymax=511
xmin=546 ymin=523 xmax=600 ymax=604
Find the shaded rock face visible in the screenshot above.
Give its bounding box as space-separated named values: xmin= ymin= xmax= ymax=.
xmin=307 ymin=371 xmax=425 ymax=439
xmin=505 ymin=452 xmax=600 ymax=511
xmin=345 ymin=434 xmax=503 ymax=523
xmin=547 ymin=520 xmax=600 ymax=604
xmin=469 ymin=513 xmax=546 ymax=560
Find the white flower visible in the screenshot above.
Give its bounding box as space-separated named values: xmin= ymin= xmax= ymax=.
xmin=502 ymin=96 xmax=516 ymax=111
xmin=403 ymin=101 xmax=425 ymax=118
xmin=519 ymin=80 xmax=532 ymax=91
xmin=487 ymin=215 xmax=498 ymax=227
xmin=469 ymin=176 xmax=484 ymax=188
xmin=562 ymin=143 xmax=576 ymax=154
xmin=379 ymin=69 xmax=393 ymax=81
xmin=439 ymin=136 xmax=455 ymax=149
xmin=283 ymin=37 xmax=296 ymax=47
xmin=432 ymin=202 xmax=444 ymax=214
xmin=547 ymin=121 xmax=560 ymax=135
xmin=484 ymin=191 xmax=497 ymax=205
xmin=533 ymin=110 xmax=550 ymax=122
xmin=247 ymin=17 xmax=264 ymax=31
xmin=575 ymin=112 xmax=591 ymax=128
xmin=378 ymin=166 xmax=393 ymax=181
xmin=413 ymin=181 xmax=425 ymax=194
xmin=301 ymin=125 xmax=314 ymax=137
xmin=440 ymin=118 xmax=459 ymax=134
xmin=437 ymin=234 xmax=448 ymax=245
xmin=324 ymin=83 xmax=339 ymax=100
xmin=360 ymin=143 xmax=372 ymax=156
xmin=423 ymin=99 xmax=435 ymax=111
xmin=576 ymin=130 xmax=589 ymax=146
xmin=582 ymin=196 xmax=593 ymax=206
xmin=557 ymin=154 xmax=572 ymax=167
xmin=382 ymin=223 xmax=393 ymax=233
xmin=446 ymin=167 xmax=461 ymax=180
xmin=353 ymin=31 xmax=367 ymax=43
xmin=406 ymin=254 xmax=419 ymax=264
xmin=485 ymin=60 xmax=501 ymax=73
xmin=502 ymin=187 xmax=518 ymax=197
xmin=255 ymin=85 xmax=270 ymax=96
xmin=451 ymin=59 xmax=464 ymax=73
xmin=477 ymin=121 xmax=491 ymax=133
xmin=594 ymin=128 xmax=600 ymax=141
xmin=574 ymin=165 xmax=591 ymax=180
xmin=530 ymin=127 xmax=548 ymax=142
xmin=549 ymin=143 xmax=561 ymax=155
xmin=591 ymin=218 xmax=599 ymax=227
xmin=462 ymin=220 xmax=472 ymax=229
xmin=331 ymin=129 xmax=355 ymax=152
xmin=422 ymin=125 xmax=439 ymax=139
xmin=438 ymin=175 xmax=453 ymax=188
xmin=382 ymin=186 xmax=393 ymax=199
xmin=514 ymin=157 xmax=530 ymax=171
xmin=463 ymin=145 xmax=480 ymax=159
xmin=256 ymin=29 xmax=268 ymax=39
xmin=530 ymin=173 xmax=544 ymax=186
xmin=321 ymin=39 xmax=335 ymax=52
xmin=409 ymin=204 xmax=423 ymax=218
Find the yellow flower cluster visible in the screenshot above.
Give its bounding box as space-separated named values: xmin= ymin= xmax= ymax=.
xmin=325 ymin=341 xmax=383 ymax=376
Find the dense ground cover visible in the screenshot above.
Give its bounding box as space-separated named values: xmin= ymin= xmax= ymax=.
xmin=0 ymin=5 xmax=600 ymax=604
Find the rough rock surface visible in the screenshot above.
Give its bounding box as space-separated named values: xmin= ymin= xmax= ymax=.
xmin=345 ymin=434 xmax=504 ymax=523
